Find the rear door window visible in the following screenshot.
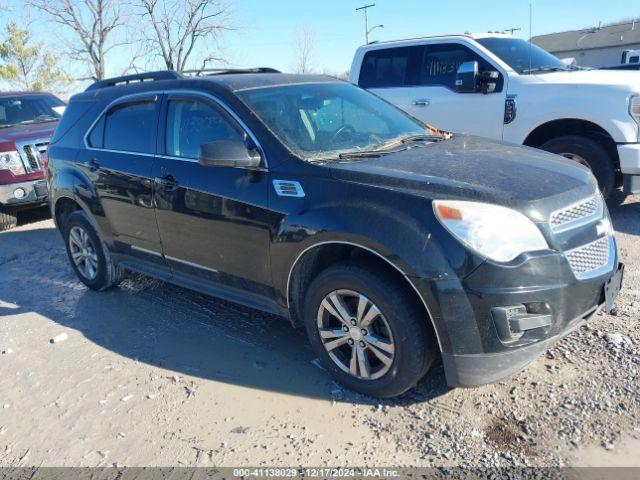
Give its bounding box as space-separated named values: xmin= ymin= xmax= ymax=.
xmin=102 ymin=100 xmax=157 ymax=153
xmin=359 ymin=46 xmax=423 ymax=88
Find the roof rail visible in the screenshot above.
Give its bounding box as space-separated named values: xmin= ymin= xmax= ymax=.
xmin=85 ymin=71 xmax=181 ymax=91
xmin=180 ymin=67 xmax=281 ymax=77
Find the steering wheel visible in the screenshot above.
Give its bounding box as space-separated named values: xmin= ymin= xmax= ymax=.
xmin=331 ymin=124 xmax=356 ymax=143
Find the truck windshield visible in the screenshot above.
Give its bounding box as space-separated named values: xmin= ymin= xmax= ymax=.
xmin=477 ymin=37 xmax=572 ymax=74
xmin=237 ymin=82 xmax=439 ymax=161
xmin=0 ymin=95 xmax=65 ymax=128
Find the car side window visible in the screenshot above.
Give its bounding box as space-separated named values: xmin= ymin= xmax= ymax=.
xmin=420 ymin=43 xmax=503 ymax=91
xmin=100 ymin=100 xmax=156 ymax=153
xmin=359 ymin=46 xmax=423 ymax=88
xmin=87 ymin=115 xmax=105 ymax=148
xmin=165 ymin=98 xmax=245 ymax=159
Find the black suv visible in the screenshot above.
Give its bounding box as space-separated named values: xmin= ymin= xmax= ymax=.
xmin=48 ymin=70 xmax=623 ymax=398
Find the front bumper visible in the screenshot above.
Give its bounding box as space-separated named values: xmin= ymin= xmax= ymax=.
xmin=414 ymin=237 xmax=621 ymax=387
xmin=442 ymin=306 xmax=594 ymax=387
xmin=0 ymin=179 xmax=48 ymax=207
xmin=618 ymin=143 xmax=640 ymax=194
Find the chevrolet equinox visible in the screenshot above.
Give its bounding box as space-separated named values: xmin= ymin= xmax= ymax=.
xmin=47 ymin=70 xmax=623 ymax=398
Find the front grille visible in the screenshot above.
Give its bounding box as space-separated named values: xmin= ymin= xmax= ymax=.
xmin=550 ymin=196 xmax=602 ymax=233
xmin=565 ymin=236 xmax=611 ymax=279
xmin=16 ymin=139 xmax=49 ymax=173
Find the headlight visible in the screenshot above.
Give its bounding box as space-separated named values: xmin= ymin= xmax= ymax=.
xmin=0 ymin=151 xmax=26 ymax=176
xmin=433 ymin=200 xmax=549 ymax=262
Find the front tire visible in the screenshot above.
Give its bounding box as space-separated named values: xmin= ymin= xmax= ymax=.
xmin=0 ymin=206 xmax=18 ymax=232
xmin=303 ymin=262 xmax=437 ymax=398
xmin=539 ymin=135 xmax=616 ymax=198
xmin=63 ymin=210 xmax=123 ymax=291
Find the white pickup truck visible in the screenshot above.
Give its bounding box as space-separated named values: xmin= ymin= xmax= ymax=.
xmin=349 ymin=33 xmax=640 ymax=199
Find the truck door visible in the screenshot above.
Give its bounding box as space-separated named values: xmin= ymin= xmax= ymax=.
xmin=402 ymin=42 xmax=507 ymax=140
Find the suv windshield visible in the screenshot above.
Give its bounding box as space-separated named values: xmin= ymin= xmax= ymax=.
xmin=238 ymin=82 xmax=436 ymax=160
xmin=477 ymin=37 xmax=575 ymax=74
xmin=0 ymin=94 xmax=64 ymax=128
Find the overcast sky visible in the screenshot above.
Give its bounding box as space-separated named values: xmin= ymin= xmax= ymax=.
xmin=1 ymin=0 xmax=639 ymax=87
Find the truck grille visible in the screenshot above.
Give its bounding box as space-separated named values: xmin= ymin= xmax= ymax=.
xmin=550 ymin=195 xmax=602 ymax=233
xmin=565 ymin=236 xmax=611 ymax=279
xmin=16 ymin=139 xmax=49 ymax=173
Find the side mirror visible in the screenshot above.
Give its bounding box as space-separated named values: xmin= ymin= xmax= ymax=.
xmin=479 ymin=70 xmax=499 ymax=94
xmin=198 ymin=140 xmax=262 ymax=168
xmin=456 ymin=61 xmax=479 ymax=93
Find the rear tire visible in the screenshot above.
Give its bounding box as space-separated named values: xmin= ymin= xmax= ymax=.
xmin=63 ymin=210 xmax=124 ymax=291
xmin=539 ymin=135 xmax=616 ymax=199
xmin=303 ymin=261 xmax=437 ymax=398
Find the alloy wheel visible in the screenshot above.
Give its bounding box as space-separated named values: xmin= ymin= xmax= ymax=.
xmin=316 ymin=289 xmax=395 ymax=380
xmin=68 ymin=225 xmax=99 ymax=280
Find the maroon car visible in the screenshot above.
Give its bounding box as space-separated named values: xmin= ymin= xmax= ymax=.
xmin=0 ymin=92 xmax=64 ymax=230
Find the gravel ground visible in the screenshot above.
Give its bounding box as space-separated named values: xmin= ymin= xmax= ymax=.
xmin=0 ymin=198 xmax=638 ymax=468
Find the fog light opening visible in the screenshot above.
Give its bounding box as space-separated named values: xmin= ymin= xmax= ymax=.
xmin=14 ymin=188 xmax=26 ymax=199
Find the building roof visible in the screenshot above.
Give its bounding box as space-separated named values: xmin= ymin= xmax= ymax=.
xmin=532 ymin=19 xmax=640 ymax=53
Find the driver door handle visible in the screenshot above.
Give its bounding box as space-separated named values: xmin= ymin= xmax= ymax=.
xmin=412 ymin=99 xmax=430 ymax=107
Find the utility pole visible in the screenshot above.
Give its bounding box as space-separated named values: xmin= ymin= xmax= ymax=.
xmin=356 ymin=3 xmax=376 ymax=44
xmin=503 ymin=27 xmax=521 ymax=35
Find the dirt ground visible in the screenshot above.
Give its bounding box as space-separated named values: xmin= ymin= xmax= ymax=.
xmin=0 ymin=198 xmax=638 ymax=468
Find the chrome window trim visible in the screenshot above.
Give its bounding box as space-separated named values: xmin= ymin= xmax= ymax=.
xmin=82 ymin=89 xmax=268 ymax=168
xmin=549 ymin=195 xmax=604 ymax=234
xmin=285 ymin=240 xmax=443 ymax=351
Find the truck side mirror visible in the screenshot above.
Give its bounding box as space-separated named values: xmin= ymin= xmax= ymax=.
xmin=198 ymin=140 xmax=262 ymax=169
xmin=480 ymin=70 xmax=499 ymax=94
xmin=455 ymin=61 xmax=480 ymax=93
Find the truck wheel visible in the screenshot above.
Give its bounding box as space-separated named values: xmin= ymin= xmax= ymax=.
xmin=0 ymin=206 xmax=18 ymax=232
xmin=63 ymin=210 xmax=124 ymax=291
xmin=303 ymin=261 xmax=437 ymax=398
xmin=539 ymin=135 xmax=616 ymax=198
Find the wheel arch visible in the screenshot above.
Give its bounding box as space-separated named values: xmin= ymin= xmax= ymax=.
xmin=523 ymin=118 xmax=620 ymax=172
xmin=285 ymin=240 xmax=443 ymax=352
xmin=53 ymin=195 xmax=84 ymax=230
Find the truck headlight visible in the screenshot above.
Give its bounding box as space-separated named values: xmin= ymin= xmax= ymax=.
xmin=0 ymin=151 xmax=26 ymax=176
xmin=433 ymin=200 xmax=549 ymax=262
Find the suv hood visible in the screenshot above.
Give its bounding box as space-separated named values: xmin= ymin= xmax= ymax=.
xmin=328 ymin=136 xmax=597 ymax=221
xmin=0 ymin=122 xmax=57 ymax=145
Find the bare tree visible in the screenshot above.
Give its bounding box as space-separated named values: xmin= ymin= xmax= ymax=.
xmin=28 ymin=0 xmax=125 ymax=80
xmin=294 ymin=26 xmax=314 ymax=74
xmin=136 ymin=0 xmax=231 ymax=72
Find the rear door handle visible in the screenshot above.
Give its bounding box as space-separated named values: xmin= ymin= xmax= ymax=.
xmin=412 ymin=99 xmax=430 ymax=107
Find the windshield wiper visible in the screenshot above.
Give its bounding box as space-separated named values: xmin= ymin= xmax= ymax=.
xmin=400 ymin=133 xmax=445 ymax=144
xmin=337 ymin=150 xmax=382 ymax=160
